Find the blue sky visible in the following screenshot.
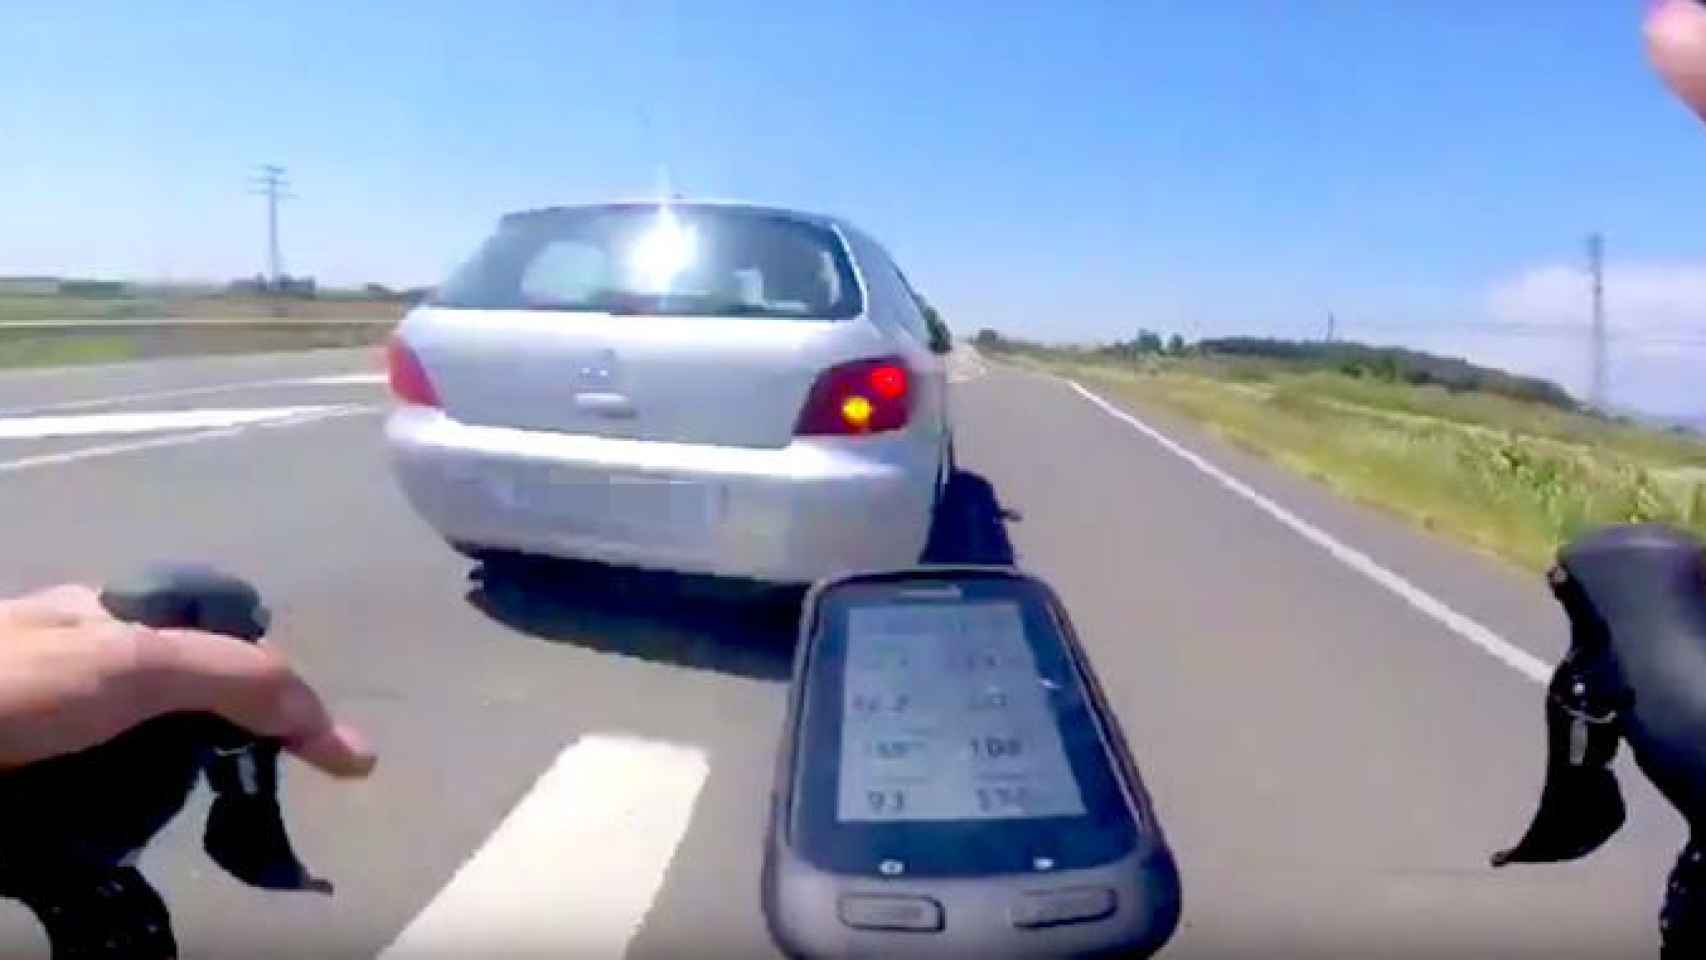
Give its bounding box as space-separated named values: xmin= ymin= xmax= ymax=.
xmin=4 ymin=1 xmax=1704 ymax=414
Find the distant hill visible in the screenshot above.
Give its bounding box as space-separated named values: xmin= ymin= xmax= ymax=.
xmin=972 ymin=329 xmax=1580 ymax=413
xmin=1194 ymin=337 xmax=1579 ymax=412
xmin=1665 ymin=415 xmax=1706 ymax=436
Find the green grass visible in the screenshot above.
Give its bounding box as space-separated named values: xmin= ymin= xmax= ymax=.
xmin=0 ymin=324 xmax=392 ymax=370
xmin=0 ymin=335 xmax=139 ymax=368
xmin=0 ymin=292 xmax=403 ymax=325
xmin=1007 ymin=351 xmax=1706 ymax=571
xmin=0 ymin=291 xmax=398 ymax=368
xmin=0 ymin=296 xmax=157 ymax=323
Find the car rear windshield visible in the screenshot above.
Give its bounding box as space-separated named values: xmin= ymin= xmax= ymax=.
xmin=431 ymin=205 xmax=863 ymax=319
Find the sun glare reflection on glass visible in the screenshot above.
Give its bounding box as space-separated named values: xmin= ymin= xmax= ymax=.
xmin=629 ymin=208 xmax=696 ymax=293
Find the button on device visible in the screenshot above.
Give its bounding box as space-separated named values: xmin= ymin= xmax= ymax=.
xmin=838 ymin=895 xmax=944 ymax=932
xmin=1011 ymin=887 xmax=1117 ymax=928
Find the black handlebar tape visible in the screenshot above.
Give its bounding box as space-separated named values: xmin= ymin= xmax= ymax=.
xmin=1556 ymin=525 xmax=1706 ymax=828
xmin=98 ymin=564 xmax=271 ymax=640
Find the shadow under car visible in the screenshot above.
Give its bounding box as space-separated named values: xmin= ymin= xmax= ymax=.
xmin=464 ymin=468 xmax=1021 ymax=682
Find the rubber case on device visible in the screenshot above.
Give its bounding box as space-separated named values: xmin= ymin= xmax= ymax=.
xmin=762 ymin=566 xmax=1182 ymax=958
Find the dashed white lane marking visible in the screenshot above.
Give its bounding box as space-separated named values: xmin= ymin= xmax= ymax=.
xmin=1067 ymin=379 xmax=1552 ymax=685
xmin=0 ymin=405 xmax=379 ymax=474
xmin=0 ymin=371 xmax=386 ymax=416
xmin=377 ymin=735 xmax=709 ymax=959
xmin=0 ymin=406 xmax=341 ymax=439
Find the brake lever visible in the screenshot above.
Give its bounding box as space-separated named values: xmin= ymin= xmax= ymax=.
xmin=102 ymin=565 xmax=333 ymax=895
xmin=0 ymin=565 xmax=331 ymax=960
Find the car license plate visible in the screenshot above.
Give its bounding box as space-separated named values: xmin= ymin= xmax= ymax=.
xmin=492 ymin=467 xmax=720 ymax=539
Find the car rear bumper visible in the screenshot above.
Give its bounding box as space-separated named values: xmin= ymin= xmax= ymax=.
xmin=385 ymin=407 xmax=936 ymax=584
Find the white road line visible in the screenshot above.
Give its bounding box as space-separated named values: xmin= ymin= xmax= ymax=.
xmin=0 ymin=371 xmax=386 ymax=416
xmin=0 ymin=405 xmax=378 ymax=474
xmin=377 ymin=735 xmax=709 ymax=959
xmin=295 ymin=372 xmax=387 ymax=386
xmin=1067 ymin=380 xmax=1553 ymax=685
xmin=252 ymin=404 xmax=381 ymax=432
xmin=0 ymin=428 xmax=246 ymax=473
xmin=0 ymin=406 xmax=342 ymax=439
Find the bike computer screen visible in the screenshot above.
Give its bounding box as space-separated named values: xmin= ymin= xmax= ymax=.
xmin=789 ymin=573 xmax=1139 ymax=878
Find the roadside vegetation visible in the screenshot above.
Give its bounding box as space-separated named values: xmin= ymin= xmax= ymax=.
xmin=0 ymin=289 xmax=406 ymax=325
xmin=975 ymin=330 xmax=1706 ymax=572
xmin=0 ymin=335 xmax=140 ymax=368
xmin=0 ymin=325 xmax=392 ymax=369
xmin=0 ymin=285 xmax=407 ymax=367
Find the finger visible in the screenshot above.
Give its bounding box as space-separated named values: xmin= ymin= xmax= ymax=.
xmin=283 ymin=720 xmax=378 ymax=779
xmin=136 ymin=628 xmax=377 ymax=778
xmin=1647 ymin=0 xmax=1706 ymax=121
xmin=1 ymin=584 xmax=107 ymax=628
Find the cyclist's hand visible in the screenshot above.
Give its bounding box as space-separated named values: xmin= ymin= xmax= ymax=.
xmin=0 ymin=584 xmax=376 ymax=776
xmin=1648 ymin=0 xmax=1706 ymax=121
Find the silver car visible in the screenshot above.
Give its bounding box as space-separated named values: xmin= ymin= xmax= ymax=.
xmin=385 ymin=201 xmax=954 ymax=584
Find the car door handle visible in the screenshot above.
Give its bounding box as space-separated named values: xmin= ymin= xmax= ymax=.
xmin=574 ymin=391 xmax=638 ymax=418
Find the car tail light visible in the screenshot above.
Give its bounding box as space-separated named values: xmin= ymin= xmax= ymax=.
xmin=386 ymin=336 xmax=440 ymax=407
xmin=795 ymin=357 xmax=911 ymax=436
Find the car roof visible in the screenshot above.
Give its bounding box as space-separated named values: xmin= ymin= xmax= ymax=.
xmin=499 ymin=199 xmax=853 ymax=233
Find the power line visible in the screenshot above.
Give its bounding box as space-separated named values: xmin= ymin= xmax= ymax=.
xmin=247 ymin=164 xmax=295 ymax=289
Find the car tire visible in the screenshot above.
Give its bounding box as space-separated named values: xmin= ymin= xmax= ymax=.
xmin=447 ymin=540 xmax=490 ymax=562
xmin=450 ymin=542 xmax=536 ymax=578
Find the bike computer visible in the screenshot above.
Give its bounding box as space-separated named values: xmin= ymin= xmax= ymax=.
xmin=763 ymin=567 xmax=1180 ymax=958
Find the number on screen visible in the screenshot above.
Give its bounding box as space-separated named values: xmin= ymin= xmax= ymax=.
xmin=866 ymin=789 xmax=907 ymax=815
xmin=969 ymin=736 xmax=1023 ymax=760
xmin=975 ymin=785 xmax=1030 ymax=813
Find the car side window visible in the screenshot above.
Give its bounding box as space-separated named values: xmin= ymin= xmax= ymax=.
xmin=883 ymin=255 xmax=931 ymax=346
xmin=891 ymin=263 xmax=921 ymax=310
xmin=854 ymin=233 xmax=930 ymax=346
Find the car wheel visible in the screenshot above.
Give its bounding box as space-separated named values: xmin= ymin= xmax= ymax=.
xmin=451 ymin=542 xmax=537 ymax=579
xmin=447 ymin=540 xmax=491 ymax=562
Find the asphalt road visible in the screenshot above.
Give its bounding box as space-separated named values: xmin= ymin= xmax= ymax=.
xmin=0 ymin=348 xmax=1686 ymax=958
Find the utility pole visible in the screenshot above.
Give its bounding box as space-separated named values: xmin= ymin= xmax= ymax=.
xmin=1587 ymin=232 xmax=1607 ymax=410
xmin=1326 ymin=310 xmax=1337 ymax=343
xmin=249 ymin=165 xmax=294 ymax=290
